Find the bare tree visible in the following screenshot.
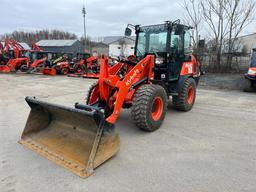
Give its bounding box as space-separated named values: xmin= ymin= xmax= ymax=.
xmin=181 ymin=0 xmax=203 ymax=51
xmin=181 ymin=0 xmax=255 ymax=72
xmin=201 ymin=0 xmax=231 ymax=71
xmin=224 ymin=0 xmax=255 ymax=69
xmin=80 ymin=36 xmax=98 ymax=53
xmin=201 ymin=0 xmax=255 ymax=72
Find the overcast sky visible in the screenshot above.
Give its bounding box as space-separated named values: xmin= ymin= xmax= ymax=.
xmin=1 ymin=0 xmax=255 ymax=38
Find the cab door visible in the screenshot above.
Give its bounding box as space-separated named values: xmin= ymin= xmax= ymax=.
xmin=168 ymin=30 xmax=184 ymax=81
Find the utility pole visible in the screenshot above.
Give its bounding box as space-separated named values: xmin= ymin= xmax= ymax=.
xmin=82 ymin=5 xmax=86 ymax=45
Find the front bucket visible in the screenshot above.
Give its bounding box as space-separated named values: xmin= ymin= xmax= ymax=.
xmin=19 ymin=97 xmax=120 ymax=178
xmin=42 ymin=68 xmax=56 ymax=76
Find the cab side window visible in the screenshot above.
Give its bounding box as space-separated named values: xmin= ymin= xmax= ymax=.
xmin=184 ymin=30 xmax=192 ymax=54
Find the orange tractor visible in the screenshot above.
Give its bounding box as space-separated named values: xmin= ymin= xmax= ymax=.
xmin=41 ymin=53 xmax=74 ymax=76
xmin=14 ymin=42 xmax=44 ymax=73
xmin=19 ymin=21 xmax=200 ymax=178
xmin=0 ymin=41 xmax=43 ymax=73
xmin=82 ymin=55 xmax=100 ymax=78
xmin=0 ymin=40 xmax=28 ymax=72
xmin=28 ymin=51 xmax=60 ymax=74
xmin=54 ymin=53 xmax=91 ymax=75
xmin=53 ymin=53 xmax=99 ymax=78
xmin=0 ymin=40 xmax=6 ymax=65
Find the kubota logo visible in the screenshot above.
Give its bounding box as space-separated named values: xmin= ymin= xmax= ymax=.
xmin=125 ymin=69 xmax=140 ymax=86
xmin=186 ymin=63 xmax=193 ymax=74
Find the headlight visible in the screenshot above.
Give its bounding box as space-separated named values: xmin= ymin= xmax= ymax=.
xmin=248 ymin=68 xmax=256 ymax=76
xmin=155 ymin=57 xmax=164 ymax=65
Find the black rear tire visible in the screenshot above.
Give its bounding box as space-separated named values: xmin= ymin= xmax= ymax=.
xmin=131 ymin=84 xmax=167 ymax=132
xmin=172 ymin=78 xmax=196 ymax=111
xmin=243 ymin=78 xmax=253 ymax=92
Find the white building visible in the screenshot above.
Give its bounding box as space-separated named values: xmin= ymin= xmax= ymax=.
xmin=223 ymin=33 xmax=256 ymax=54
xmin=1 ymin=41 xmax=30 ymax=50
xmin=102 ymin=36 xmax=135 ymax=58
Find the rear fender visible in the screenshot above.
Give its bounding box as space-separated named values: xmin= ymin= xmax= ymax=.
xmin=177 ymin=75 xmax=199 ymax=93
xmin=180 ymin=55 xmax=200 ymax=77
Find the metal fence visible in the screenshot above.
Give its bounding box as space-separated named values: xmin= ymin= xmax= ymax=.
xmin=199 ymin=53 xmax=251 ymax=73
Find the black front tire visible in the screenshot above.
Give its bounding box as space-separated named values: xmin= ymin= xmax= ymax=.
xmin=85 ymin=82 xmax=98 ymax=104
xmin=131 ymin=84 xmax=167 ymax=132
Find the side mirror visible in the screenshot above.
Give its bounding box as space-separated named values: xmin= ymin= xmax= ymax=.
xmin=125 ymin=28 xmax=132 ymax=36
xmin=198 ymin=40 xmax=205 ymax=48
xmin=174 ymin=26 xmax=184 ymax=35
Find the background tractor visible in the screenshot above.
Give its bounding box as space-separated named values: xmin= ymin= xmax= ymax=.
xmin=28 ymin=51 xmax=60 ymax=73
xmin=82 ymin=55 xmax=100 ymax=78
xmin=19 ymin=21 xmax=200 ymax=178
xmin=55 ymin=53 xmax=91 ymax=75
xmin=243 ymin=48 xmax=256 ymax=92
xmin=0 ymin=39 xmax=28 ymax=72
xmin=41 ymin=53 xmax=73 ymax=75
xmin=0 ymin=41 xmax=44 ymax=73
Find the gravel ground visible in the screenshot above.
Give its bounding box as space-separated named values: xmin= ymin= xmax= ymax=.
xmin=199 ymin=73 xmax=245 ymax=90
xmin=0 ymin=73 xmax=256 ymax=192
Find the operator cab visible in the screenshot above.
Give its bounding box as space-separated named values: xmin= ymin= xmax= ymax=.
xmin=125 ymin=21 xmax=193 ymax=82
xmin=250 ymin=48 xmax=256 ymax=68
xmin=30 ymin=51 xmax=59 ymax=62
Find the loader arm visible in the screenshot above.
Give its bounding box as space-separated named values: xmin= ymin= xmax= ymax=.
xmin=4 ymin=38 xmax=10 ymax=54
xmin=100 ymin=55 xmax=155 ymax=124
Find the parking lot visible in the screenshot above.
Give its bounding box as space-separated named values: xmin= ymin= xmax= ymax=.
xmin=0 ymin=73 xmax=256 ymax=192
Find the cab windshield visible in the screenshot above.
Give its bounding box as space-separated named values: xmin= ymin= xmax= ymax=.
xmin=136 ymin=24 xmax=167 ymax=58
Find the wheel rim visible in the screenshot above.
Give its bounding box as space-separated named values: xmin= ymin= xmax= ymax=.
xmin=151 ymin=97 xmax=164 ymax=121
xmin=63 ymin=69 xmax=68 ymax=75
xmin=187 ymin=86 xmax=194 ymax=105
xmin=77 ymin=67 xmax=82 ymax=73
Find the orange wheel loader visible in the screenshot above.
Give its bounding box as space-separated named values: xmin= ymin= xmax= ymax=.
xmin=19 ymin=21 xmax=200 ymax=178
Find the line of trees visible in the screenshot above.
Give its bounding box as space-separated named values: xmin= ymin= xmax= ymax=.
xmin=0 ymin=30 xmax=100 ymax=53
xmin=0 ymin=29 xmax=78 ymax=44
xmin=182 ymin=0 xmax=255 ymax=72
